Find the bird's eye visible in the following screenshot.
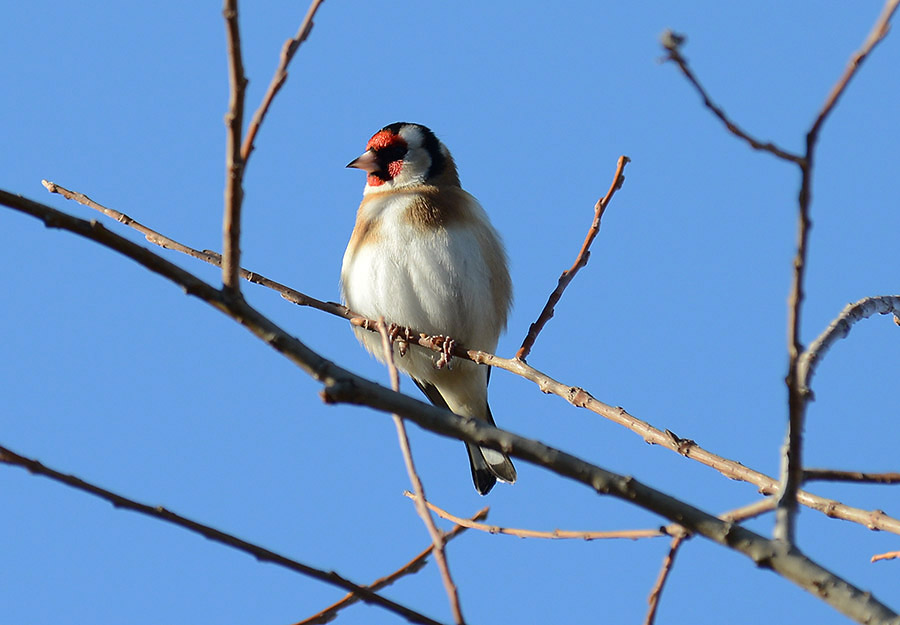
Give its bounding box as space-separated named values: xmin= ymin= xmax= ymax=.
xmin=376 ymin=143 xmax=407 ymax=166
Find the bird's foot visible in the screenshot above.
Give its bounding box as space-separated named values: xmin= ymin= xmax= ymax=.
xmin=434 ymin=335 xmax=456 ymax=370
xmin=386 ymin=322 xmax=414 ymax=357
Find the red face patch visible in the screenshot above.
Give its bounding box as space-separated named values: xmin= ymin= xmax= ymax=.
xmin=363 ymin=129 xmax=408 ymax=187
xmin=366 ymin=130 xmax=407 ymax=152
xmin=387 ymin=160 xmax=404 ymax=178
xmin=366 ymin=159 xmax=404 ymax=186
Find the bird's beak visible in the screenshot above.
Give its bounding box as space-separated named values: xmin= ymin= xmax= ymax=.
xmin=346 ymin=149 xmax=380 ymax=173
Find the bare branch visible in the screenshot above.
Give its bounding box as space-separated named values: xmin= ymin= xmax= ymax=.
xmin=662 ymin=1 xmax=899 ymax=546
xmin=872 ymin=551 xmax=900 ymax=563
xmin=223 ymin=0 xmax=326 ymax=293
xmin=778 ymin=1 xmax=899 ymax=543
xmin=434 ymin=497 xmax=770 ymax=625
xmin=41 ymin=180 xmax=217 ymax=262
xmin=377 ymin=320 xmax=466 ymax=625
xmin=646 ymin=499 xmax=775 ymax=625
xmin=324 ymin=385 xmax=900 ymax=625
xmin=808 ymin=0 xmax=900 ymax=144
xmin=406 ymin=493 xmax=775 ymax=542
xmin=778 ymin=200 xmax=812 ymax=542
xmin=28 ymin=183 xmax=900 ymax=537
xmin=516 ymin=155 xmax=629 ymax=361
xmin=222 ymin=0 xmax=248 ymax=296
xmin=241 ymin=0 xmax=326 ymax=163
xmin=463 ymin=356 xmax=900 ymax=536
xmin=40 ymin=180 xmax=349 ymax=316
xmin=403 ymin=496 xmax=773 ymax=624
xmin=3 ymin=191 xmax=899 ymax=624
xmin=294 ymin=508 xmax=489 ymax=625
xmin=0 ymin=444 xmax=445 ymax=625
xmin=659 ymin=30 xmax=804 ymax=165
xmin=404 ymin=491 xmax=665 ymax=540
xmin=798 ymin=296 xmax=900 ymax=395
xmin=644 ymin=534 xmax=686 ymax=625
xmin=804 ymin=470 xmax=900 ymax=485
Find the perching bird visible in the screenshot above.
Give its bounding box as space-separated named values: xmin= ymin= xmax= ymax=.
xmin=341 ymin=122 xmax=516 ymax=495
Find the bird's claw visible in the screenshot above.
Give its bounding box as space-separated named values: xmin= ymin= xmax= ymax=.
xmin=386 ymin=323 xmax=411 ymax=357
xmin=434 ymin=335 xmax=456 ymax=370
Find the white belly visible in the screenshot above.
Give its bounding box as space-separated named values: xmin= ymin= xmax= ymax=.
xmin=341 ymin=195 xmax=499 ymax=386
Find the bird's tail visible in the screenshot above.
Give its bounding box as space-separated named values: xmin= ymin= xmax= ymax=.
xmin=466 ymin=441 xmax=517 ymax=495
xmin=413 ymin=376 xmax=516 ymax=495
xmin=467 ymin=398 xmax=516 ymax=495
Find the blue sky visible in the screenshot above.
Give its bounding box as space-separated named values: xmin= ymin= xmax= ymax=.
xmin=2 ymin=2 xmax=898 ymax=624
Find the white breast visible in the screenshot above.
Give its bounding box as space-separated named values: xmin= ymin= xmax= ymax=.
xmin=341 ymin=192 xmax=502 ymax=381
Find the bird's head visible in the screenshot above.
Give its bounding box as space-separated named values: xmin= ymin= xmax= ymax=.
xmin=347 ymin=122 xmax=460 ymax=192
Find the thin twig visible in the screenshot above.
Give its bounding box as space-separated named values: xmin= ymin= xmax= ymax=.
xmin=643 ymin=499 xmax=777 ymax=625
xmin=644 ymin=534 xmax=686 ymax=625
xmin=516 ymin=155 xmax=629 ymax=361
xmin=31 ymin=182 xmax=900 ymax=538
xmin=3 ymin=191 xmax=899 ymax=624
xmin=777 ymin=0 xmax=899 ymax=544
xmin=798 ymin=296 xmax=900 ymax=395
xmin=717 ymin=497 xmax=779 ymax=524
xmin=404 ymin=491 xmax=664 ymax=540
xmin=223 ymin=0 xmax=326 ymax=290
xmin=804 ymin=470 xmax=900 ymax=485
xmin=41 ymin=180 xmax=216 ymax=261
xmin=241 ymin=0 xmax=326 ymax=163
xmin=222 ymin=0 xmax=248 ymax=296
xmin=0 ymin=444 xmax=445 ymax=625
xmin=377 ymin=320 xmax=466 ymax=625
xmin=40 ymin=180 xmax=348 ymax=317
xmin=807 ymin=0 xmax=900 ymax=144
xmin=660 ymin=30 xmax=804 ymax=165
xmin=406 ymin=492 xmax=775 ymax=541
xmin=294 ymin=508 xmax=489 ymax=625
xmin=871 ymin=551 xmax=900 ymax=563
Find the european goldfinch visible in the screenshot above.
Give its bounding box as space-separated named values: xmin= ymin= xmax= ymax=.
xmin=341 ymin=122 xmax=516 ymax=495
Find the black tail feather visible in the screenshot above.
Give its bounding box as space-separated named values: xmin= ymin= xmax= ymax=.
xmin=413 ymin=377 xmax=516 ymax=495
xmin=465 ymin=443 xmax=497 ymax=495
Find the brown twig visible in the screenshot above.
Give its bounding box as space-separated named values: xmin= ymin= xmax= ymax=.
xmin=717 ymin=497 xmax=779 ymax=524
xmin=404 ymin=491 xmax=664 ymax=540
xmin=33 ymin=181 xmax=900 ymax=538
xmin=0 ymin=443 xmax=444 ymax=625
xmin=778 ymin=200 xmax=811 ymax=543
xmin=459 ymin=353 xmax=900 ymax=537
xmin=294 ymin=507 xmax=489 ymax=625
xmin=516 ymin=155 xmax=629 ymax=361
xmin=402 ymin=498 xmax=774 ymax=625
xmin=40 ymin=180 xmax=348 ymax=316
xmin=807 ymin=0 xmax=900 ymax=144
xmin=871 ymin=551 xmax=900 ymax=563
xmin=804 ymin=470 xmax=900 ymax=485
xmin=644 ymin=534 xmax=686 ymax=625
xmin=377 ymin=320 xmax=466 ymax=625
xmin=660 ymin=30 xmax=804 ymax=165
xmin=662 ymin=1 xmax=900 ymax=546
xmin=4 ymin=190 xmax=899 ymax=624
xmin=41 ymin=180 xmax=215 ymax=262
xmin=223 ymin=0 xmax=326 ymax=293
xmin=643 ymin=499 xmax=776 ymax=625
xmin=777 ymin=0 xmax=899 ymax=544
xmin=241 ymin=0 xmax=326 ymax=163
xmin=399 ymin=497 xmax=773 ymax=625
xmin=222 ymin=0 xmax=248 ymax=296
xmin=406 ymin=492 xmax=775 ymax=542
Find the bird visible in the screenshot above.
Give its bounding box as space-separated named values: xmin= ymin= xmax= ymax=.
xmin=340 ymin=122 xmax=516 ymax=495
